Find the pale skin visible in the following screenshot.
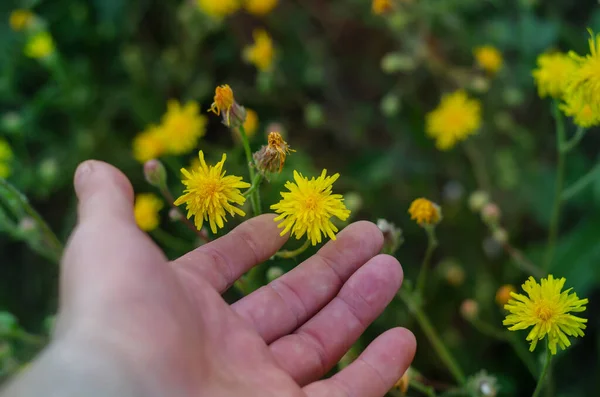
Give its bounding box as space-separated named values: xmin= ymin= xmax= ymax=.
xmin=1 ymin=160 xmax=416 ymax=397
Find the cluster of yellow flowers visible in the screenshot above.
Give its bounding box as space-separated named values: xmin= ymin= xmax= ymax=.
xmin=533 ymin=30 xmax=600 ymax=127
xmin=0 ymin=139 xmax=14 ymax=179
xmin=196 ymin=0 xmax=279 ymax=18
xmin=134 ymin=86 xmax=351 ymax=246
xmin=9 ymin=10 xmax=56 ymax=59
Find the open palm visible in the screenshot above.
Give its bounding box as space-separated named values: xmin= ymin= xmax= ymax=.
xmin=52 ymin=160 xmax=415 ymax=397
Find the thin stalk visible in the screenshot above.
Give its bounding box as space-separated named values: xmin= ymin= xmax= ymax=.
xmin=238 ymin=125 xmax=261 ymax=216
xmin=275 ymin=239 xmax=311 ymax=259
xmin=463 ymin=140 xmax=492 ymax=192
xmin=502 ymin=242 xmax=544 ymax=278
xmin=532 ymin=346 xmax=553 ymax=397
xmin=561 ymin=161 xmax=600 ymax=201
xmin=544 ymin=102 xmax=566 ymax=271
xmin=159 ymin=186 xmax=209 ymax=243
xmin=399 ymin=290 xmax=466 ymax=385
xmin=561 ymin=126 xmax=587 ymax=153
xmin=409 ymin=379 xmax=437 ymax=397
xmin=243 ymin=173 xmax=263 ymax=197
xmin=416 ymin=226 xmax=438 ymax=298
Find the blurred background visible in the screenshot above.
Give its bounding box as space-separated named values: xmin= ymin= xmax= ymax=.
xmin=1 ymin=0 xmax=599 ymax=395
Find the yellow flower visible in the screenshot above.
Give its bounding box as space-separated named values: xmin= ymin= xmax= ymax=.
xmin=9 ymin=9 xmax=34 ymax=31
xmin=560 ymin=95 xmax=599 ymax=128
xmin=174 ymin=151 xmax=250 ymax=233
xmin=132 ymin=125 xmax=166 ymax=163
xmin=566 ymin=30 xmax=600 ymax=116
xmin=532 ymin=52 xmax=578 ymax=99
xmin=503 ymin=275 xmax=588 ymax=355
xmin=241 ymin=108 xmax=259 ymax=138
xmin=134 ymin=193 xmax=164 ymax=232
xmin=394 ymin=369 xmax=411 ymax=395
xmin=408 ymin=198 xmax=441 ymax=226
xmin=161 ymin=100 xmax=206 ymax=155
xmin=372 ymin=0 xmax=394 ymax=15
xmin=425 ymin=90 xmax=481 ymax=150
xmin=196 ymin=0 xmax=240 ymax=18
xmin=24 ymin=31 xmax=55 ymax=59
xmin=209 ymin=85 xmax=235 ymax=126
xmin=496 ymin=284 xmax=516 ymax=307
xmin=0 ymin=139 xmax=14 ymax=179
xmin=271 ymin=170 xmax=351 ymax=245
xmin=253 ymin=131 xmax=295 ymax=174
xmin=245 ymin=0 xmax=278 ymax=16
xmin=473 ymin=45 xmax=503 ymax=75
xmin=243 ymin=29 xmax=275 ymax=72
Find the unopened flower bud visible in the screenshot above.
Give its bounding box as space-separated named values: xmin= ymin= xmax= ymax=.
xmin=253 ymin=132 xmax=295 ymax=175
xmin=481 ymin=203 xmax=501 ymax=224
xmin=266 ymin=267 xmax=284 ymax=282
xmin=460 ymin=299 xmax=479 ymax=320
xmin=168 ymin=208 xmax=182 ymax=222
xmin=467 ymin=370 xmax=498 ymax=397
xmin=225 ymin=102 xmax=247 ymax=129
xmin=492 ymin=228 xmax=508 ymax=244
xmin=144 ymin=159 xmax=167 ymax=187
xmin=495 ymin=284 xmax=516 ymax=307
xmin=377 ymin=218 xmax=404 ymax=254
xmin=468 ymin=190 xmax=490 ymax=212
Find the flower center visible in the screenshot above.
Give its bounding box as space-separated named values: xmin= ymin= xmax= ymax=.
xmin=534 ymin=301 xmax=554 ymax=321
xmin=303 ymin=193 xmax=321 ymax=212
xmin=200 ymin=180 xmax=220 ymax=199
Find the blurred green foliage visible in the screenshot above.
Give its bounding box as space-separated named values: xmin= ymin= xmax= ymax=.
xmin=1 ymin=0 xmax=600 ymax=395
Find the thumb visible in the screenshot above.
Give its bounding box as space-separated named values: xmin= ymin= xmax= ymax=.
xmin=59 ymin=161 xmax=165 ymax=322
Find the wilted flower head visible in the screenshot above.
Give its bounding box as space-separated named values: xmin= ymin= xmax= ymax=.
xmin=134 ymin=193 xmax=164 ymax=232
xmin=425 ymin=90 xmax=482 ymax=150
xmin=271 ymin=170 xmax=351 ymax=245
xmin=474 ymin=45 xmax=503 ymax=75
xmin=393 ymin=368 xmax=412 ymax=395
xmin=377 ymin=218 xmax=404 ymax=254
xmin=253 ymin=132 xmax=295 ymax=174
xmin=467 ymin=370 xmax=499 ymax=397
xmin=174 ymin=151 xmax=250 ymax=233
xmin=209 ymin=85 xmax=246 ymax=128
xmin=408 ymin=198 xmax=441 ymax=226
xmin=532 ymin=52 xmax=577 ymax=99
xmin=503 ymin=275 xmax=588 ymax=355
xmin=243 ymin=29 xmax=275 ymax=72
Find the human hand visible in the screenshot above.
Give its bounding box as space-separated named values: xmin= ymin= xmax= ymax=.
xmin=5 ymin=160 xmax=416 ymax=397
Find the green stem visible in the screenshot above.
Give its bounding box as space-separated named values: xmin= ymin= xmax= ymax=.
xmin=543 ymin=102 xmax=566 ymax=272
xmin=243 ymin=173 xmax=263 ymax=197
xmin=0 ymin=329 xmax=46 ymax=347
xmin=399 ymin=290 xmax=466 ymax=385
xmin=275 ymin=239 xmax=311 ymax=259
xmin=238 ymin=125 xmax=260 ymax=216
xmin=561 ymin=126 xmax=587 ymax=153
xmin=463 ymin=140 xmax=491 ymax=192
xmin=561 ymin=161 xmax=600 ymax=201
xmin=151 ymin=228 xmax=192 ymax=252
xmin=416 ymin=226 xmax=438 ymax=298
xmin=409 ymin=379 xmax=437 ymax=397
xmin=532 ymin=346 xmax=553 ymax=397
xmin=502 ymin=242 xmax=544 ymax=278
